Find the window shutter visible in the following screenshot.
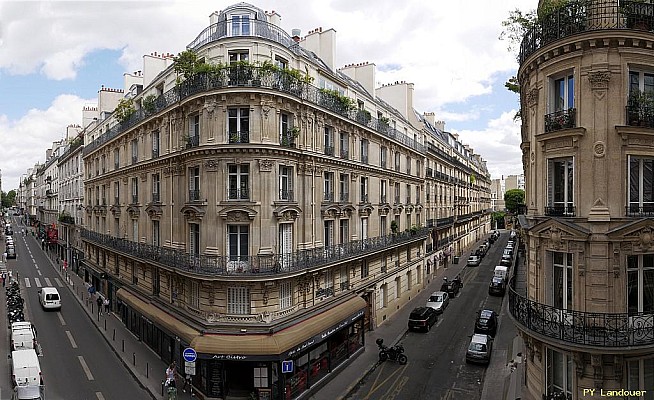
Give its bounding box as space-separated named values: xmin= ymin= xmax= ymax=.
xmin=547 ymin=159 xmax=553 ymax=206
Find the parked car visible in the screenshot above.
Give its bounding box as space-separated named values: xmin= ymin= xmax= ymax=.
xmin=504 ymin=247 xmax=514 ymax=256
xmin=6 ymin=246 xmax=16 ymax=259
xmin=426 ymin=291 xmax=450 ymax=314
xmin=467 ymin=255 xmax=481 ymax=267
xmin=474 ymin=309 xmax=498 ymax=337
xmin=466 ymin=334 xmax=493 ymax=365
xmin=408 ymin=307 xmax=438 ymax=332
xmin=488 ymin=277 xmax=506 ymax=296
xmin=500 ymin=254 xmax=513 ymax=267
xmin=440 ymin=279 xmax=462 ymax=298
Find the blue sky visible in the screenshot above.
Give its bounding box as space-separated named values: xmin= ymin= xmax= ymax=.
xmin=0 ymin=0 xmax=533 ymax=191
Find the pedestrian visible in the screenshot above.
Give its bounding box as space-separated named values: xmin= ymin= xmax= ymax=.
xmin=165 ymin=361 xmax=178 ymax=399
xmin=103 ymin=298 xmax=110 ymax=314
xmin=97 ymin=295 xmax=103 ymax=316
xmin=1 ymin=273 xmax=5 ymax=287
xmin=183 ymin=374 xmax=191 ymax=393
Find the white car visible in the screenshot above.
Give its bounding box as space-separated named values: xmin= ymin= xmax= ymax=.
xmin=467 ymin=255 xmax=481 ymax=267
xmin=426 ymin=291 xmax=450 ymax=314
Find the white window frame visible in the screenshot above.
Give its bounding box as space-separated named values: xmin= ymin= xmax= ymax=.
xmin=547 ymin=157 xmax=574 ymax=212
xmin=189 ymin=281 xmax=200 ymax=309
xmin=550 ymin=72 xmax=575 ymax=112
xmin=279 ymin=281 xmax=293 ymax=310
xmin=628 ymin=155 xmax=654 ymax=211
xmin=227 ymin=287 xmax=250 ymax=315
xmin=545 ymin=348 xmax=573 ymax=399
xmin=230 ymin=14 xmax=251 ymax=36
xmin=189 ymin=223 xmax=200 ymax=256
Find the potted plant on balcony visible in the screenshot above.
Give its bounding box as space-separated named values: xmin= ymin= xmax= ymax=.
xmin=628 ymin=90 xmax=654 ymax=126
xmin=390 ymin=220 xmax=399 ymax=235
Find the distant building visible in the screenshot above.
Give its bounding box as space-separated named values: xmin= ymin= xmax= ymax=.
xmin=490 ymin=174 xmax=524 ymax=211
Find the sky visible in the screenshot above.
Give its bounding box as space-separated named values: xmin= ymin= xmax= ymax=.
xmin=0 ymin=0 xmax=534 ymax=191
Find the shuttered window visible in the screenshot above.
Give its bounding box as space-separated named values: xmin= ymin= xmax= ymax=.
xmin=228 ymin=287 xmax=250 ymax=315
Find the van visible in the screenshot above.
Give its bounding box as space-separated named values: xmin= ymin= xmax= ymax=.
xmin=38 ymin=287 xmax=61 ymax=310
xmin=494 ymin=266 xmax=508 ymax=283
xmin=11 ymin=349 xmax=43 ymax=400
xmin=11 ymin=322 xmax=37 ymax=352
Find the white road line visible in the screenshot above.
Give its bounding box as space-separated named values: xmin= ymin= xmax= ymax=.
xmin=54 ymin=278 xmax=63 ymax=287
xmin=78 ymin=356 xmax=95 ymax=380
xmin=34 ymin=278 xmax=42 ymax=287
xmin=44 ymin=277 xmax=52 ymax=287
xmin=96 ymin=393 xmax=105 ymax=400
xmin=24 ymin=278 xmax=31 ymax=288
xmin=57 ymin=312 xmax=66 ymax=326
xmin=65 ymin=330 xmax=78 ymax=348
xmin=37 ymin=270 xmax=42 ymax=276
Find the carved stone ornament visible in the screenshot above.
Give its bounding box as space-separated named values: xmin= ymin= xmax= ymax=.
xmin=588 ymin=70 xmax=611 ymax=91
xmin=204 ymin=159 xmax=220 ymax=171
xmin=550 ymin=227 xmax=563 ymax=249
xmin=593 ymin=141 xmax=606 ymax=158
xmin=527 ymin=87 xmax=539 ymax=108
xmin=226 ymin=211 xmax=249 ymax=222
xmin=639 ymin=227 xmax=654 ymax=250
xmin=204 ymin=98 xmax=217 ymax=114
xmin=258 ymin=159 xmax=274 ymax=172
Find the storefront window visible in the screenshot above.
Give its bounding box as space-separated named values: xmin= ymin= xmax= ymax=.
xmin=287 ymin=354 xmax=308 ymax=399
xmin=309 ymin=343 xmax=329 ymax=383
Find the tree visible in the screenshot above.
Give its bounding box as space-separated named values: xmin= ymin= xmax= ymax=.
xmin=113 ymin=98 xmax=135 ymax=123
xmin=491 ymin=211 xmax=506 ymax=229
xmin=173 ymin=50 xmax=203 ymax=81
xmin=1 ymin=190 xmax=16 ymax=208
xmin=504 ymin=189 xmax=525 ymax=213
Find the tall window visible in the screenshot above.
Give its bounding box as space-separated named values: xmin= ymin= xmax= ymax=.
xmin=339 ymin=173 xmax=349 ymax=202
xmin=324 ymin=126 xmax=334 ymax=156
xmin=394 ymin=182 xmax=400 ymax=204
xmin=324 ymin=220 xmax=334 ymax=247
xmin=628 ymin=359 xmax=654 ymax=400
xmin=228 ymin=225 xmax=249 ymax=262
xmin=627 ymin=255 xmax=654 ymax=315
xmin=152 ymin=173 xmax=160 ymax=203
xmin=360 ymin=177 xmax=368 ymax=203
xmin=629 ymin=70 xmax=654 ymax=97
xmin=548 ymin=157 xmax=574 ymax=214
xmin=189 ymin=281 xmax=200 ymax=309
xmin=132 ymin=219 xmax=138 ymax=242
xmin=280 ymin=113 xmax=290 ymax=144
xmin=380 ymin=180 xmax=387 ymax=204
xmin=189 ymin=166 xmax=200 ymax=201
xmin=552 ymin=252 xmax=573 ymax=310
xmin=339 ymin=131 xmax=349 ymax=159
xmin=279 ymin=166 xmax=293 ymax=201
xmin=324 ymin=172 xmax=334 ymax=201
xmin=131 ymin=139 xmax=138 ymax=164
xmin=114 ymin=181 xmax=120 ymax=205
xmin=131 ymin=177 xmax=139 ymax=204
xmin=279 ymin=281 xmax=293 ymax=310
xmin=380 ymin=216 xmax=387 ymax=235
xmin=552 ymin=73 xmax=574 ymax=112
xmin=114 ymin=148 xmax=120 ymax=169
xmin=395 ymin=152 xmax=401 ymax=171
xmin=228 ymin=287 xmax=250 ymax=315
xmin=406 ymin=156 xmax=411 ymax=174
xmin=189 ymin=223 xmax=200 ymax=256
xmin=230 ymin=15 xmax=250 ymax=36
xmin=361 ymin=218 xmax=368 ymax=240
xmin=228 ymin=164 xmax=249 ymax=200
xmin=380 ymin=146 xmax=387 ymax=168
xmin=152 ymin=130 xmax=160 ymax=158
xmin=228 ymin=108 xmax=249 ymax=143
xmin=339 ymin=219 xmax=349 ymax=244
xmin=629 ymin=156 xmax=654 ymax=212
xmin=360 ymin=139 xmax=369 ymax=164
xmin=546 ymin=348 xmax=573 ymax=399
xmin=152 ymin=220 xmax=160 ymax=247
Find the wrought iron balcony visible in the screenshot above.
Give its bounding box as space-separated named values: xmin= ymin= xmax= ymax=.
xmin=323 ymin=192 xmax=334 ymax=202
xmin=152 ymin=147 xmax=159 ymax=158
xmin=626 ymin=204 xmax=654 ymax=217
xmin=437 ymin=216 xmax=454 ymax=226
xmin=339 ymin=192 xmax=350 ymax=203
xmin=340 ymin=149 xmax=349 ymax=159
xmin=361 ymin=155 xmax=368 ymax=164
xmin=131 ymin=195 xmax=139 ymax=205
xmin=324 ymin=146 xmax=334 ymax=156
xmin=545 ymin=205 xmax=576 ymax=217
xmin=360 ymin=194 xmax=369 ymax=203
xmin=81 ymin=226 xmax=430 ymax=277
xmin=188 ymin=190 xmax=201 ymax=202
xmin=279 ymin=189 xmax=294 ymax=201
xmin=626 ymin=104 xmax=654 ymax=128
xmin=152 ymin=192 xmax=160 ymax=203
xmin=509 ymin=285 xmax=654 ymax=347
xmin=545 ymin=108 xmax=576 ymax=132
xmin=227 ymin=188 xmax=249 ymax=200
xmin=228 ymin=131 xmax=249 ymax=144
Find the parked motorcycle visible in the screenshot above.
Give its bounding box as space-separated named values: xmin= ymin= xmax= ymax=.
xmin=376 ymin=338 xmax=407 ymax=364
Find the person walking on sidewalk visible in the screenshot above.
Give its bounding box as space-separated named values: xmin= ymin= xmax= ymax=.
xmin=97 ymin=295 xmax=103 ymax=316
xmin=103 ymin=298 xmax=110 ymax=314
xmin=165 ymin=361 xmax=178 ymax=400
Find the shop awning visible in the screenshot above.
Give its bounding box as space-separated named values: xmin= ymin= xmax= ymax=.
xmin=191 ymin=295 xmax=366 ymax=357
xmin=116 ymin=288 xmax=200 ymax=344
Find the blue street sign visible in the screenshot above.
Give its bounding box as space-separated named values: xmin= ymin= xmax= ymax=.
xmin=281 ymin=360 xmax=293 ymax=373
xmin=183 ymin=347 xmax=197 ymax=363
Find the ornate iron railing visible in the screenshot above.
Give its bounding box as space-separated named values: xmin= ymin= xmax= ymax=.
xmin=83 ymin=66 xmax=425 ymax=156
xmin=227 ymin=188 xmax=249 ymax=200
xmin=545 ymin=108 xmax=577 ymax=132
xmin=437 ymin=216 xmax=454 ymax=226
xmin=279 ymin=189 xmax=294 ymax=201
xmin=545 ymin=205 xmax=576 ymax=216
xmin=519 ymin=0 xmax=654 ymax=64
xmin=626 ymin=204 xmax=654 ymax=217
xmin=81 ymin=227 xmax=429 ymax=277
xmin=508 ymin=285 xmax=654 ymax=347
xmin=626 ymin=104 xmax=654 ymax=128
xmin=324 ymin=146 xmax=335 ymax=156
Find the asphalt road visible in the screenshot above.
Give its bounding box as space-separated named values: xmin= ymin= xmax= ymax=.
xmin=349 ymin=234 xmax=512 ymax=400
xmin=1 ymin=217 xmax=150 ymax=400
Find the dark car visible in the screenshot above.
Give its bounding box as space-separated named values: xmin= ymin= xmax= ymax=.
xmin=441 ymin=279 xmax=462 ymax=298
xmin=6 ymin=246 xmax=16 ymax=259
xmin=408 ymin=306 xmax=438 ymax=332
xmin=474 ymin=309 xmax=498 ymax=337
xmin=488 ymin=277 xmax=506 ymax=296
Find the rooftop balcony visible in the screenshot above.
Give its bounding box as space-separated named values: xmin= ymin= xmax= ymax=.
xmin=80 ymin=227 xmax=430 ymax=277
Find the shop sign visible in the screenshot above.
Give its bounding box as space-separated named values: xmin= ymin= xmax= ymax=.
xmin=281 ymin=360 xmax=293 ymax=373
xmin=285 ymin=309 xmax=364 ymax=358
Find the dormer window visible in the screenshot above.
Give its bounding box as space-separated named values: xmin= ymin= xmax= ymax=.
xmin=231 ymin=14 xmax=250 ymax=36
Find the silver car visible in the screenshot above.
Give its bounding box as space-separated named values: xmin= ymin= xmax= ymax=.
xmin=466 ymin=334 xmax=493 ymax=364
xmin=426 ymin=291 xmax=450 ymax=314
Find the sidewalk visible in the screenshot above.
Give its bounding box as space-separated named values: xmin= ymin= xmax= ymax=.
xmin=35 ymin=235 xmax=171 ymax=400
xmin=310 ymin=234 xmax=493 ymax=400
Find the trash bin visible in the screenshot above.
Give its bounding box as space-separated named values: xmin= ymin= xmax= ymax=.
xmin=453 ymin=256 xmax=460 ymax=264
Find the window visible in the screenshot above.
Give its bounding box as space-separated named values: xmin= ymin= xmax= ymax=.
xmin=227 ymin=287 xmax=250 ymax=315
xmin=230 ymin=15 xmax=250 ymax=36
xmin=360 ymin=139 xmax=369 ymax=164
xmin=380 ymin=284 xmax=388 ymax=308
xmin=187 ymin=114 xmax=200 ymax=148
xmin=395 ymin=152 xmax=401 ymax=171
xmin=361 ymin=218 xmax=368 ymax=240
xmin=280 ymin=112 xmax=291 ymax=145
xmin=552 ymin=252 xmax=573 ymax=310
xmin=189 ymin=281 xmax=200 ymax=309
xmin=339 ymin=173 xmax=349 ymax=202
xmin=395 ymin=276 xmax=401 ymax=298
xmin=380 ymin=180 xmax=387 ymax=204
xmin=339 ymin=219 xmax=349 ymax=244
xmin=322 ymin=270 xmax=334 ymax=298
xmin=114 ymin=218 xmax=120 ymax=238
xmin=132 ymin=219 xmax=138 ymax=242
xmin=547 ymin=157 xmax=574 ymax=215
xmin=131 ymin=139 xmax=138 ymax=164
xmin=324 ymin=220 xmax=334 ymax=247
xmin=340 ymin=268 xmax=349 ymax=291
xmin=394 ymin=182 xmax=400 ymax=204
xmin=324 ymin=172 xmax=334 ymax=201
xmin=361 ymin=259 xmax=369 ymax=278
xmin=279 ymin=166 xmax=293 ymax=201
xmin=627 ymin=255 xmax=654 ymax=315
xmin=152 ymin=173 xmax=160 ymax=203
xmin=360 ymin=177 xmax=368 ymax=203
xmin=279 ymin=281 xmax=293 ymax=310
xmin=131 ymin=177 xmax=139 ymax=204
xmin=416 ymin=186 xmax=421 ymax=204
xmin=627 ymin=358 xmax=654 ymax=400
xmin=228 ymin=164 xmax=249 ymax=200
xmin=101 ymin=155 xmax=106 ymax=173
xmin=275 ymin=56 xmax=288 ymax=70
xmin=253 ymin=367 xmax=268 ymax=388
xmin=339 ymin=131 xmax=349 ymax=159
xmin=545 ymin=348 xmax=573 ymax=399
xmin=406 ymin=156 xmax=411 ymax=174
xmin=629 ymin=70 xmax=654 ymax=97
xmin=380 ymin=146 xmax=387 ymax=168
xmin=189 ymin=166 xmax=200 ymax=201
xmin=552 ymin=74 xmax=574 ymax=112
xmin=228 ymin=108 xmax=249 ymax=143
xmin=407 ymin=270 xmax=412 ymax=290
xmin=152 ymin=220 xmax=160 ymax=247
xmin=228 ymin=50 xmax=249 ymax=63
xmin=189 ymin=223 xmax=200 ymax=256
xmin=324 ymin=126 xmax=334 ymax=156
xmin=152 ymin=130 xmax=160 ymax=158
xmin=406 ymin=184 xmax=411 ymax=203
xmin=380 ymin=216 xmax=387 ymax=235
xmin=114 ymin=149 xmax=120 ymax=169
xmin=228 ymin=225 xmax=249 ymax=262
xmin=629 ymin=156 xmax=654 ymax=213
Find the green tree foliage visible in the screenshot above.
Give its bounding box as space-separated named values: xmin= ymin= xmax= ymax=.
xmin=491 ymin=211 xmax=506 ymax=229
xmin=504 ymin=189 xmax=525 ymax=213
xmin=1 ymin=190 xmax=16 ymax=208
xmin=113 ymin=98 xmax=135 ymax=123
xmin=173 ymin=50 xmax=203 ymax=80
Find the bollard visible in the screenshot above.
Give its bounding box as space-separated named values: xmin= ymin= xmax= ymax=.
xmin=122 ymin=339 xmax=125 ymax=352
xmin=104 ymin=319 xmax=107 ymax=331
xmin=161 ymin=381 xmax=165 ymax=396
xmin=146 ymin=362 xmax=149 ymax=378
xmin=132 ymin=352 xmax=135 ymax=366
xmin=113 ymin=329 xmax=116 ymax=341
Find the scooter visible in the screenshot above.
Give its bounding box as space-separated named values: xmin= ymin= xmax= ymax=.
xmin=376 ymin=338 xmax=408 ymax=364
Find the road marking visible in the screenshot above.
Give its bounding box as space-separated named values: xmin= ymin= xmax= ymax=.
xmin=54 ymin=278 xmax=63 ymax=287
xmin=57 ymin=312 xmax=66 ymax=326
xmin=24 ymin=278 xmax=31 ymax=288
xmin=34 ymin=278 xmax=42 ymax=287
xmin=44 ymin=277 xmax=52 ymax=286
xmin=37 ymin=270 xmax=42 ymax=276
xmin=385 ymin=375 xmax=410 ymax=400
xmin=364 ymin=362 xmax=409 ymax=400
xmin=65 ymin=330 xmax=78 ymax=348
xmin=96 ymin=393 xmax=105 ymax=400
xmin=78 ymin=356 xmax=95 ymax=380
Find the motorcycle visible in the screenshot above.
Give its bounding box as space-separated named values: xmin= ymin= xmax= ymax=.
xmin=376 ymin=338 xmax=407 ymax=365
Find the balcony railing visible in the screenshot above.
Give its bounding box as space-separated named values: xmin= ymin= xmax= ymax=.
xmin=340 ymin=149 xmax=349 ymax=159
xmin=360 ymin=194 xmax=369 ymax=203
xmin=228 ymin=131 xmax=249 ymax=144
xmin=509 ymin=285 xmax=654 ymax=347
xmin=81 ymin=227 xmax=430 ymax=277
xmin=545 ymin=108 xmax=576 ymax=132
xmin=437 ymin=216 xmax=454 ymax=227
xmin=626 ymin=204 xmax=654 ymax=217
xmin=152 ymin=192 xmax=161 ymax=203
xmin=545 ymin=205 xmax=576 ymax=217
xmin=324 ymin=146 xmax=335 ymax=156
xmin=324 ymin=192 xmax=334 ymax=202
xmin=626 ymin=104 xmax=654 ymax=128
xmin=339 ymin=192 xmax=350 ymax=203
xmin=279 ymin=189 xmax=294 ymax=201
xmin=131 ymin=195 xmax=139 ymax=205
xmin=426 ymin=167 xmax=433 ymax=177
xmin=380 ymin=195 xmax=387 ymax=204
xmin=227 ymin=189 xmax=249 ymax=200
xmin=361 ymin=155 xmax=368 ymax=164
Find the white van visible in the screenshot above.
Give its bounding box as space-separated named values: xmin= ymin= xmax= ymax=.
xmin=11 ymin=349 xmax=43 ymax=400
xmin=494 ymin=266 xmax=509 ymax=283
xmin=11 ymin=322 xmax=37 ymax=352
xmin=38 ymin=287 xmax=61 ymax=310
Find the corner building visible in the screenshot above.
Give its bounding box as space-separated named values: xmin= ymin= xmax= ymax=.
xmin=81 ymin=3 xmax=490 ymax=399
xmin=512 ymin=1 xmax=654 ymax=398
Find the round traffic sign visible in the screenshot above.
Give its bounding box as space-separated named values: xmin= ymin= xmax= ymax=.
xmin=183 ymin=347 xmax=197 ymax=362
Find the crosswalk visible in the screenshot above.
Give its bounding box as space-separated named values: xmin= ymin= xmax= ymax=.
xmin=24 ymin=276 xmax=64 ymax=288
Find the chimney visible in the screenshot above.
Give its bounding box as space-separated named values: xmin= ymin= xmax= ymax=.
xmin=423 ymin=112 xmax=435 ymax=125
xmin=291 ymin=29 xmax=301 ymax=43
